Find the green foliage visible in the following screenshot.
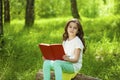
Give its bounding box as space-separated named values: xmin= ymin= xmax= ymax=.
xmin=10 ymin=0 xmax=120 ymax=19
xmin=0 ymin=16 xmax=120 ymax=80
xmin=10 ymin=0 xmax=26 ymax=20
xmin=114 ymin=0 xmax=120 ymax=14
xmin=35 ymin=0 xmax=71 ymax=18
xmin=80 ymin=15 xmax=120 ymax=80
xmin=78 ymin=0 xmax=99 ymax=18
xmin=81 ymin=35 xmax=120 ymax=80
xmin=1 ymin=0 xmax=120 ymax=79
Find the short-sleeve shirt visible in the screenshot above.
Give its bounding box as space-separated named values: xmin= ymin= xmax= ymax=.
xmin=62 ymin=36 xmax=84 ymax=72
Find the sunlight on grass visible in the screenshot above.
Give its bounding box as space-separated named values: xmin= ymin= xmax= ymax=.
xmin=35 ymin=17 xmax=71 ymax=26
xmin=99 ymin=0 xmax=115 ymax=16
xmin=1 ymin=16 xmax=120 ymax=80
xmin=50 ymin=28 xmax=63 ymax=38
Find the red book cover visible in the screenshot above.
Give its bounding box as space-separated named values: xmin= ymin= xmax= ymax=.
xmin=39 ymin=43 xmax=65 ymax=60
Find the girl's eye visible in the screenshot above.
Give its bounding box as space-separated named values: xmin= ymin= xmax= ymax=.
xmin=68 ymin=25 xmax=78 ymax=30
xmin=68 ymin=26 xmax=72 ymax=28
xmin=73 ymin=27 xmax=76 ymax=29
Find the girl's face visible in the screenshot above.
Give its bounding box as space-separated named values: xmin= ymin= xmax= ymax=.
xmin=67 ymin=22 xmax=78 ymax=37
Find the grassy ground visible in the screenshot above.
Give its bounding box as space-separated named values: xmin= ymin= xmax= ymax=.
xmin=0 ymin=16 xmax=120 ymax=80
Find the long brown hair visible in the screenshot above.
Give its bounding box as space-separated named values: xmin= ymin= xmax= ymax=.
xmin=63 ymin=18 xmax=86 ymax=53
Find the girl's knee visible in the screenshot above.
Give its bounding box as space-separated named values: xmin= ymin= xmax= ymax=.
xmin=53 ymin=60 xmax=62 ymax=67
xmin=43 ymin=60 xmax=51 ymax=66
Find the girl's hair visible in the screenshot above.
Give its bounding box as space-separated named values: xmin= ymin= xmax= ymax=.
xmin=63 ymin=18 xmax=86 ymax=53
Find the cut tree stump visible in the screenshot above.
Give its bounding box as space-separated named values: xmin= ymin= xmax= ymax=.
xmin=36 ymin=69 xmax=101 ymax=80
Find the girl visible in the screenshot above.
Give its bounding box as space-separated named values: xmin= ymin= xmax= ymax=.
xmin=43 ymin=18 xmax=86 ymax=80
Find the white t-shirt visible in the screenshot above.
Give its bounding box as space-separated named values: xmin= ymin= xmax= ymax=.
xmin=62 ymin=36 xmax=84 ymax=72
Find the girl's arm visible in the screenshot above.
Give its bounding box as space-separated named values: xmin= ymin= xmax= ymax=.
xmin=63 ymin=48 xmax=81 ymax=63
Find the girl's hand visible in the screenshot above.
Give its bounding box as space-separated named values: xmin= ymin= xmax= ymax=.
xmin=63 ymin=55 xmax=70 ymax=61
xmin=63 ymin=48 xmax=81 ymax=63
xmin=42 ymin=56 xmax=46 ymax=60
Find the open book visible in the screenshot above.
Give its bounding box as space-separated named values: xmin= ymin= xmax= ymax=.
xmin=39 ymin=43 xmax=65 ymax=60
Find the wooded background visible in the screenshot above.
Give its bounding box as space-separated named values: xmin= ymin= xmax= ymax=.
xmin=0 ymin=0 xmax=120 ymax=80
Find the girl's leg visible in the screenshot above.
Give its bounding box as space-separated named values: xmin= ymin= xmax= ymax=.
xmin=43 ymin=60 xmax=51 ymax=80
xmin=52 ymin=61 xmax=62 ymax=80
xmin=52 ymin=60 xmax=74 ymax=80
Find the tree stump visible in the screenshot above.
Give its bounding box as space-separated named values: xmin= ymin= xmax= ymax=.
xmin=36 ymin=69 xmax=101 ymax=80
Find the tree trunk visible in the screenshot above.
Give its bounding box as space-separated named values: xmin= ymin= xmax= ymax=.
xmin=4 ymin=0 xmax=10 ymax=23
xmin=0 ymin=0 xmax=3 ymax=35
xmin=70 ymin=0 xmax=80 ymax=19
xmin=0 ymin=0 xmax=4 ymax=47
xmin=25 ymin=0 xmax=35 ymax=27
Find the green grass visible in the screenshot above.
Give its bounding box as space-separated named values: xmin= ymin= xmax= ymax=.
xmin=0 ymin=16 xmax=120 ymax=80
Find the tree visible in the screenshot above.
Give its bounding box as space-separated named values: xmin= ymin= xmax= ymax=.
xmin=70 ymin=0 xmax=80 ymax=19
xmin=4 ymin=0 xmax=10 ymax=23
xmin=25 ymin=0 xmax=35 ymax=27
xmin=0 ymin=0 xmax=4 ymax=47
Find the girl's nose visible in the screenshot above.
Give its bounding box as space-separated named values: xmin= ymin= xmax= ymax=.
xmin=71 ymin=28 xmax=74 ymax=31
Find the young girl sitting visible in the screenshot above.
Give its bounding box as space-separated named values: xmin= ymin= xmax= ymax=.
xmin=42 ymin=18 xmax=86 ymax=80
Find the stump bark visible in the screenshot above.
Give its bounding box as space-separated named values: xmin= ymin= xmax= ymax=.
xmin=36 ymin=70 xmax=101 ymax=80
